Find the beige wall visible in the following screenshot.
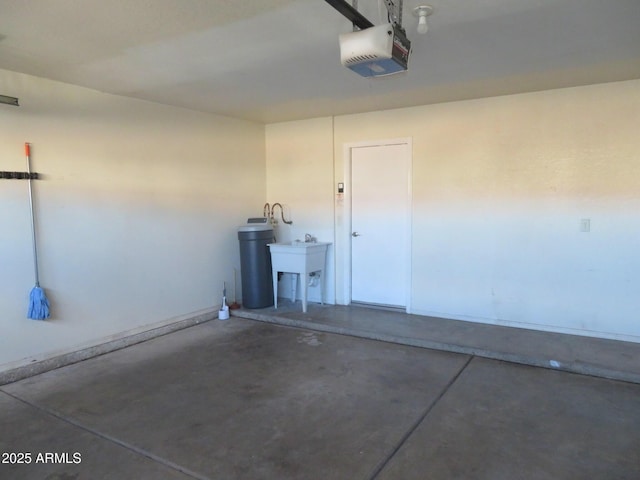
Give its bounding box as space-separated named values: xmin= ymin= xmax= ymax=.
xmin=268 ymin=79 xmax=640 ymax=341
xmin=266 ymin=117 xmax=335 ymax=303
xmin=0 ymin=69 xmax=266 ymax=368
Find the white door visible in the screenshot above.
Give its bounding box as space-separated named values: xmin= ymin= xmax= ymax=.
xmin=351 ymin=143 xmax=410 ymax=308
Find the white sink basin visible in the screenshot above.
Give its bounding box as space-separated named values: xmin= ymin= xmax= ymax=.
xmin=268 ymin=241 xmax=331 ymax=312
xmin=270 ymin=240 xmax=331 ymax=248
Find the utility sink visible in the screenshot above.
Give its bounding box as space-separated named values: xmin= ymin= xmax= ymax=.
xmin=268 ymin=241 xmax=331 ymax=312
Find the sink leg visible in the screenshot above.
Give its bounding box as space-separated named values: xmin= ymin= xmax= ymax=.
xmin=302 ymin=272 xmax=308 ymax=313
xmin=292 ymin=273 xmax=298 ymax=304
xmin=272 ymin=270 xmax=279 ymax=309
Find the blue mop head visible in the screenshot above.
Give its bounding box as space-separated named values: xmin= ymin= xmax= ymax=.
xmin=28 ymin=286 xmax=50 ymax=320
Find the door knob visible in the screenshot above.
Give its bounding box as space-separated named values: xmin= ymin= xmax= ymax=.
xmin=352 ymin=232 xmax=361 ymax=237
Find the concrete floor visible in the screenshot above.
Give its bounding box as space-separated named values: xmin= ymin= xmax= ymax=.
xmin=1 ymin=309 xmax=639 ymax=479
xmin=236 ymin=302 xmax=640 ymax=384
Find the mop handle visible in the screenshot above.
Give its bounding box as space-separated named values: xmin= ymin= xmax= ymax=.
xmin=25 ymin=143 xmax=40 ymax=287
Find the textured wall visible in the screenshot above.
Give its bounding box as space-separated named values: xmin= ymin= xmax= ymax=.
xmin=0 ymin=69 xmax=266 ymax=367
xmin=266 ymin=117 xmax=336 ymax=304
xmin=331 ymin=80 xmax=640 ymax=341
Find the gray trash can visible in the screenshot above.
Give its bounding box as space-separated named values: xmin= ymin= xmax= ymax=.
xmin=238 ymin=223 xmax=274 ymax=309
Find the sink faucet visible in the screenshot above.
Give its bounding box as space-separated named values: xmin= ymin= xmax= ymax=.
xmin=305 ymin=234 xmax=316 ymax=243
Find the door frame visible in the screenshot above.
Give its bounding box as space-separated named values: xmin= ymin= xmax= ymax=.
xmin=337 ymin=137 xmax=413 ymax=312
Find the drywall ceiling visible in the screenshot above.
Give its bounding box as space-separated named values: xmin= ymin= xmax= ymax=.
xmin=1 ymin=0 xmax=639 ymax=123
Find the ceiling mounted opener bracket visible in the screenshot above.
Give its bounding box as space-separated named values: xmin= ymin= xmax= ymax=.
xmin=324 ymin=0 xmax=374 ymax=30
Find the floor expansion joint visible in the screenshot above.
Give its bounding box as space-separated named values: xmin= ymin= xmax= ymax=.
xmin=367 ymin=356 xmax=475 ymax=479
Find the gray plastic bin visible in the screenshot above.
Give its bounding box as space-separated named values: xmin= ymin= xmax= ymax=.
xmin=238 ymin=224 xmax=274 ymax=309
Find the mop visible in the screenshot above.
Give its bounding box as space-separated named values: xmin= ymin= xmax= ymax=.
xmin=25 ymin=143 xmax=50 ymax=319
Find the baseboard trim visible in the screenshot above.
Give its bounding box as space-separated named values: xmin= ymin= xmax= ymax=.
xmin=0 ymin=309 xmax=217 ymax=386
xmin=410 ymin=308 xmax=640 ymax=345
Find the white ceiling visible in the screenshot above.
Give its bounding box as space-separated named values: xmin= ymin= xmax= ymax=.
xmin=1 ymin=0 xmax=639 ymax=123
